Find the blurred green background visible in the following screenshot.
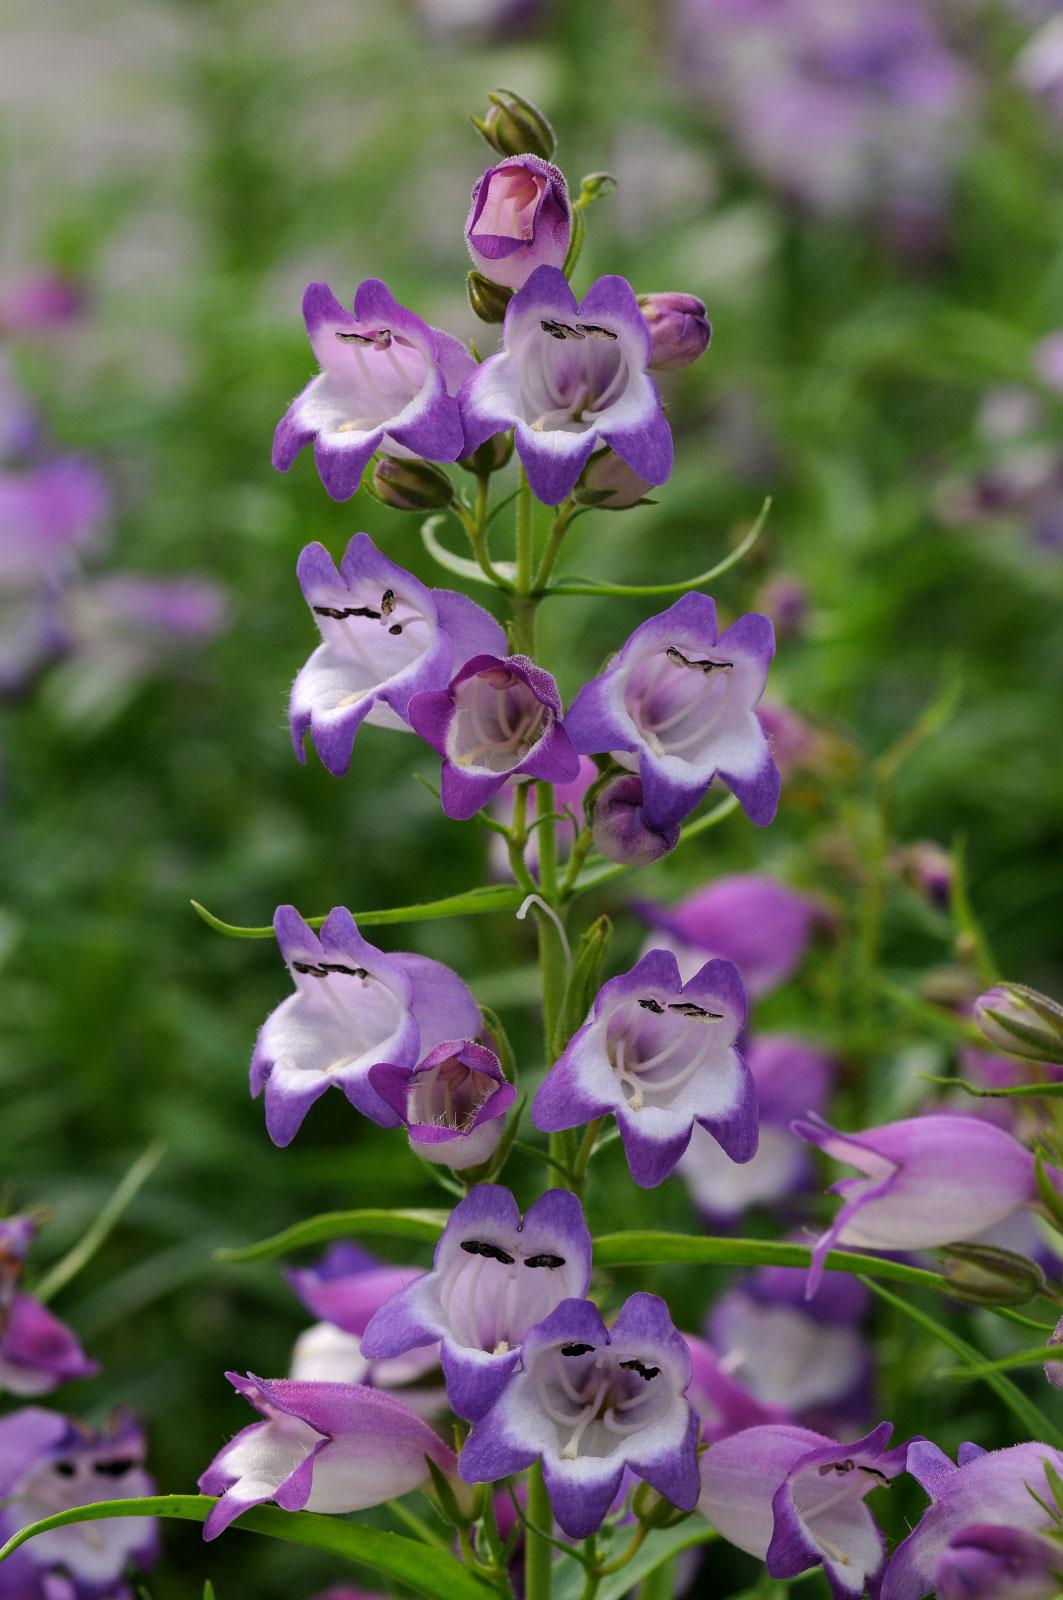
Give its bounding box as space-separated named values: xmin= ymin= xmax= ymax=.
xmin=2 ymin=0 xmax=1062 ymax=1593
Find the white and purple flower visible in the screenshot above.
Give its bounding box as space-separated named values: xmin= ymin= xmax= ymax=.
xmin=273 ymin=280 xmax=473 ymax=502
xmin=794 ymin=1113 xmax=1041 ymax=1294
xmin=360 ymin=1184 xmax=592 ymax=1421
xmin=250 ymin=906 xmax=480 ymax=1146
xmin=465 ymin=156 xmax=571 ymax=291
xmin=699 ymin=1421 xmax=908 ymax=1599
xmin=883 ymin=1439 xmax=1063 ymax=1600
xmin=408 ymin=653 xmax=580 ymax=821
xmin=0 ymin=1217 xmax=98 ymax=1397
xmin=459 ymin=266 xmax=672 ymax=506
xmin=460 ymin=1292 xmax=700 ymax=1539
xmin=533 ymin=949 xmax=756 ymax=1188
xmin=369 ymin=1039 xmax=516 ymax=1171
xmin=565 ymin=593 xmax=779 ymax=832
xmin=198 ymin=1374 xmax=458 ymax=1540
xmin=678 ymin=1035 xmax=833 ymax=1222
xmin=290 ymin=534 xmax=505 ymax=776
xmin=0 ymin=1408 xmax=157 ymax=1598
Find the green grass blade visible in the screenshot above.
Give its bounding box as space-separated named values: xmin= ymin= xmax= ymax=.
xmin=33 ymin=1141 xmax=166 ymax=1304
xmin=216 ymin=1208 xmax=449 ymax=1263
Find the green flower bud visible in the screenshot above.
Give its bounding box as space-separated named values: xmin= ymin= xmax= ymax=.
xmin=631 ymin=1476 xmax=691 ymax=1529
xmin=573 ymin=448 xmax=655 ymax=510
xmin=459 ymin=431 xmax=514 ymax=476
xmin=942 ymin=1242 xmax=1048 ymax=1307
xmin=975 ymin=982 xmax=1063 ymax=1066
xmin=470 ymin=88 xmax=556 ymax=162
xmin=466 ymin=271 xmax=514 ymax=325
xmin=369 ymin=455 xmax=453 ymax=513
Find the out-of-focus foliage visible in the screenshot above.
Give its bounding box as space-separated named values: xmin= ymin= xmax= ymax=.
xmin=0 ymin=0 xmax=1060 ymax=1593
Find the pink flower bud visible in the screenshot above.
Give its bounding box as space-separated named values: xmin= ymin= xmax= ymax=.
xmin=637 ymin=292 xmax=711 ymax=372
xmin=465 ymin=156 xmax=570 ymax=293
xmin=591 ymin=773 xmax=680 ymax=864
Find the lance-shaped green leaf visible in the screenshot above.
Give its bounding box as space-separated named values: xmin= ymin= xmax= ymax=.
xmin=591 ymin=1230 xmax=948 ymax=1291
xmin=33 ymin=1141 xmax=166 ymax=1304
xmin=217 ymin=1208 xmax=448 ymax=1264
xmin=0 ymin=1496 xmax=493 ymax=1600
xmin=553 ymin=1524 xmax=718 ymax=1600
xmin=191 ymin=884 xmax=525 ymax=939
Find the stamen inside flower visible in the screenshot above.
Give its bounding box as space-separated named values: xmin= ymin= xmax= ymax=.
xmin=532 ymin=1341 xmax=668 ymax=1462
xmin=307 ymin=581 xmax=432 ymax=715
xmin=439 ymin=1232 xmax=573 ymax=1354
xmin=623 ymin=643 xmax=738 ymax=763
xmin=408 ymin=1057 xmax=498 ymax=1131
xmin=325 ymin=326 xmax=427 ymax=434
xmin=514 ymin=316 xmax=631 ymax=433
xmin=603 ymin=994 xmax=727 ymax=1113
xmin=449 ymin=668 xmax=550 ymax=774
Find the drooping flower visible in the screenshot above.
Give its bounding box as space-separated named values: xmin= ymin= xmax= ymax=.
xmin=465 ymin=156 xmax=570 ymax=291
xmin=290 ymin=534 xmax=505 ymax=776
xmin=408 ymin=653 xmax=580 ymax=821
xmin=636 ymin=292 xmax=712 ymax=372
xmin=591 ymin=773 xmax=681 ymax=865
xmin=0 ymin=1408 xmax=157 ymax=1597
xmin=533 ymin=949 xmax=756 ymax=1188
xmin=250 ymin=906 xmax=480 ymax=1146
xmin=272 ymin=280 xmax=473 ymax=502
xmin=197 ymin=1374 xmax=458 ymax=1540
xmin=635 ymin=873 xmax=823 ymax=996
xmin=459 ymin=266 xmax=672 ymax=506
xmin=699 ymin=1421 xmax=908 ymax=1598
xmin=565 ymin=593 xmax=778 ymax=832
xmin=286 ymin=1244 xmax=442 ymax=1405
xmin=360 ymin=1185 xmax=592 ymax=1420
xmin=369 ymin=1039 xmax=516 ymax=1170
xmin=794 ymin=1113 xmax=1040 ymax=1294
xmin=678 ymin=1034 xmax=833 ymax=1221
xmin=460 ymin=1293 xmax=700 ymax=1539
xmin=0 ymin=1217 xmax=98 ymax=1396
xmin=882 ymin=1440 xmax=1063 ymax=1600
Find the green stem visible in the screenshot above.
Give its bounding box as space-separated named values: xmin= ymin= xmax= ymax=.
xmin=533 ymin=502 xmax=575 ymax=592
xmin=524 ymin=1462 xmax=554 ymax=1600
xmin=506 ymin=785 xmax=537 ymax=896
xmin=639 ymin=1556 xmax=675 ymax=1599
xmin=385 ymin=1499 xmax=450 ymax=1551
xmin=571 ymin=1116 xmax=605 ymax=1198
xmin=452 ymin=497 xmax=512 ymax=591
xmin=512 ymin=470 xmax=537 ymax=654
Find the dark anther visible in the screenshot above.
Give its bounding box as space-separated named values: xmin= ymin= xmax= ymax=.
xmin=335 ymin=328 xmax=392 ymax=348
xmin=292 ymin=960 xmax=368 ymax=980
xmin=53 ymin=1461 xmax=77 ymax=1478
xmin=619 ymin=1359 xmax=660 ymax=1380
xmin=819 ymin=1459 xmax=856 ymax=1476
xmin=460 ymin=1239 xmax=516 ymax=1265
xmin=665 ymin=646 xmax=734 ymax=674
xmin=540 ymin=318 xmax=584 ymax=341
xmin=524 ymin=1253 xmax=566 ymax=1269
xmin=667 ymin=1002 xmax=723 ymax=1021
xmin=94 ymin=1458 xmax=135 ymax=1478
xmin=381 ymin=589 xmax=397 ymax=615
xmin=313 ymin=604 xmax=382 ymax=621
xmin=577 ymin=322 xmax=618 ymax=340
xmin=560 ymin=1342 xmax=595 ymax=1358
xmin=638 ymin=998 xmax=665 ymax=1014
xmin=388 ymin=624 xmax=403 ymax=636
xmin=858 ymin=1466 xmax=890 ymax=1485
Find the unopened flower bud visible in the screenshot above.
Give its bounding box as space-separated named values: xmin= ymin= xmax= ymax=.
xmin=466 ymin=270 xmax=514 ymax=324
xmin=466 ymin=156 xmax=570 ymax=293
xmin=459 ymin=431 xmax=514 ymax=476
xmin=632 ymin=1476 xmax=690 ymax=1529
xmin=573 ymin=447 xmax=654 ymax=510
xmin=1046 ymin=1315 xmax=1063 ymax=1391
xmin=637 ymin=292 xmax=711 ymax=373
xmin=975 ymin=982 xmax=1063 ymax=1065
xmin=892 ymin=840 xmax=953 ymax=910
xmin=369 ymin=455 xmax=454 ymax=513
xmin=942 ymin=1243 xmax=1048 ymax=1308
xmin=591 ymin=774 xmax=680 ymax=865
xmin=470 ymin=88 xmax=556 ymax=163
xmin=755 ymin=574 xmax=808 ymax=640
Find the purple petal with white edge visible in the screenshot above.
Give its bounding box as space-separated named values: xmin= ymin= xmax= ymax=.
xmin=795 ymin=1113 xmax=1038 ymax=1293
xmin=514 ymin=424 xmax=599 ymax=507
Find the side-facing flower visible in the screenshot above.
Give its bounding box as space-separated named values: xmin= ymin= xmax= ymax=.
xmin=591 ymin=773 xmax=681 ymax=865
xmin=460 ymin=1293 xmax=700 ymax=1539
xmin=699 ymin=1421 xmax=908 ymax=1599
xmin=360 ymin=1185 xmax=591 ymax=1420
xmin=532 ymin=949 xmax=756 ymax=1188
xmin=460 ymin=266 xmax=672 ymax=506
xmin=198 ymin=1374 xmax=458 ymax=1540
xmin=251 ymin=906 xmax=480 ymax=1146
xmin=465 ymin=156 xmax=570 ymax=291
xmin=635 ymin=873 xmax=823 ymax=994
xmin=291 ymin=533 xmax=505 ymax=776
xmin=286 ymin=1244 xmax=441 ymax=1402
xmin=678 ymin=1035 xmax=833 ymax=1221
xmin=637 ymin=292 xmax=712 ymax=372
xmin=684 ymin=1332 xmax=787 ymax=1443
xmin=794 ymin=1113 xmax=1039 ymax=1294
xmin=408 ymin=653 xmax=580 ymax=821
xmin=566 ymin=593 xmax=778 ymax=832
xmin=0 ymin=1408 xmax=157 ymax=1596
xmin=883 ymin=1440 xmax=1063 ymax=1600
xmin=0 ymin=1217 xmax=98 ymax=1396
xmin=272 ymin=280 xmax=473 ymax=502
xmin=369 ymin=1039 xmax=516 ymax=1170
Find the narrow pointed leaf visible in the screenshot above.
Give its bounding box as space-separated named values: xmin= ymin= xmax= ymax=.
xmin=0 ymin=1496 xmax=493 ymax=1600
xmin=192 ymin=884 xmax=525 ymax=939
xmin=33 ymin=1141 xmax=166 ymax=1304
xmin=217 ymin=1208 xmax=449 ymax=1263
